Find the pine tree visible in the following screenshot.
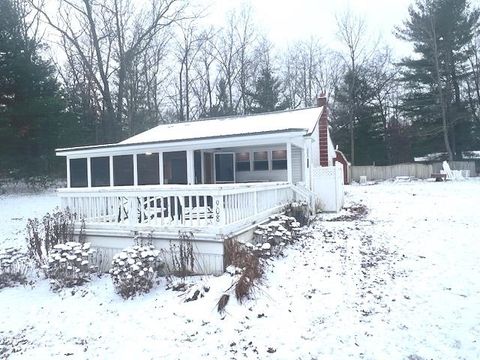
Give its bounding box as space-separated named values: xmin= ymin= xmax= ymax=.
xmin=0 ymin=0 xmax=76 ymax=176
xmin=397 ymin=0 xmax=479 ymax=159
xmin=249 ymin=66 xmax=287 ymax=113
xmin=333 ymin=69 xmax=387 ymax=165
xmin=204 ymin=78 xmax=234 ymax=117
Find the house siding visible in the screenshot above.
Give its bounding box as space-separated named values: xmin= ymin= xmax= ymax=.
xmin=236 ymin=169 xmax=287 ymax=182
xmin=311 ymin=120 xmax=320 ymax=167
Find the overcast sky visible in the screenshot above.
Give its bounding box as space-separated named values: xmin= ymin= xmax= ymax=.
xmin=203 ymin=0 xmax=414 ymax=58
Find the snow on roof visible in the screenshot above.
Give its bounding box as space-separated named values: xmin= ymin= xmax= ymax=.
xmin=119 ymin=106 xmax=323 ymax=145
xmin=413 ymin=152 xmax=445 ymax=162
xmin=414 ymin=151 xmax=480 ymax=162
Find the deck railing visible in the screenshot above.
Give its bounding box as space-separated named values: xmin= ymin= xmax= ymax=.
xmin=58 ymin=182 xmax=296 ymax=234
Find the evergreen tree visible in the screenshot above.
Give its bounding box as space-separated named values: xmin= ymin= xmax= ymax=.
xmin=0 ymin=0 xmax=76 ymax=176
xmin=204 ymin=78 xmax=234 ymax=117
xmin=397 ymin=0 xmax=479 ymax=159
xmin=249 ymin=66 xmax=287 ymax=113
xmin=332 ymin=69 xmax=389 ymax=165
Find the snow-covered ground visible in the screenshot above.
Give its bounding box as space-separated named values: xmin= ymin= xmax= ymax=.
xmin=1 ymin=180 xmax=479 ymax=359
xmin=0 ymin=191 xmax=59 ymax=250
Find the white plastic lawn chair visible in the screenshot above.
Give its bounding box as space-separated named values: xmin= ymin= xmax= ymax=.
xmin=441 ymin=161 xmax=464 ymax=181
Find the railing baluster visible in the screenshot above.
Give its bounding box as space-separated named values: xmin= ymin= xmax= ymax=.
xmin=174 ymin=196 xmax=180 ymax=226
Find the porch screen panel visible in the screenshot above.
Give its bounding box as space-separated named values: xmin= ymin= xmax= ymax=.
xmin=91 ymin=157 xmax=110 ymax=187
xmin=137 ymin=153 xmax=159 ymax=185
xmin=163 ymin=151 xmax=187 ymax=185
xmin=113 ymin=155 xmax=134 ymax=186
xmin=194 ymin=151 xmax=202 ymax=184
xmin=70 ymin=158 xmax=88 ymax=188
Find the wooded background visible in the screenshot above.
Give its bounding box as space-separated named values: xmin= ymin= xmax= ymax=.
xmin=1 ymin=0 xmax=479 ymax=177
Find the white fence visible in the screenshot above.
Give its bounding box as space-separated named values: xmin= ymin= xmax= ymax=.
xmin=351 ymin=161 xmax=476 ymax=182
xmin=58 ymin=182 xmax=297 ymax=235
xmin=312 ymin=166 xmax=344 ymax=212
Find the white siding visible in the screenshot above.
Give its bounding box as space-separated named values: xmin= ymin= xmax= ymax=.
xmin=235 ymin=169 xmax=287 ymax=182
xmin=292 ymin=146 xmax=303 ymax=183
xmin=311 ymin=121 xmax=320 ymax=167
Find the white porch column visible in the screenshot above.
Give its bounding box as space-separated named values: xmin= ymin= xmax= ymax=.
xmin=187 ymin=150 xmax=195 ymax=185
xmin=87 ymin=156 xmax=91 ymax=188
xmin=200 ymin=150 xmax=205 ymax=184
xmin=159 ymin=151 xmax=164 ymax=185
xmin=109 ymin=156 xmax=114 ymax=187
xmin=286 ymin=142 xmax=293 ymax=184
xmin=66 ymin=157 xmax=71 ymax=188
xmin=303 ymin=144 xmax=310 ymax=189
xmin=133 ymin=154 xmax=138 ymax=186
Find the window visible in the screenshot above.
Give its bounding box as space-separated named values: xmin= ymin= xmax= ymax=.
xmin=70 ymin=158 xmax=87 ymax=188
xmin=113 ymin=155 xmax=134 ymax=186
xmin=272 ymin=150 xmax=287 ymax=170
xmin=235 ymin=152 xmax=250 ymax=172
xmin=137 ymin=153 xmax=159 ymax=185
xmin=253 ymin=151 xmax=269 ymax=171
xmin=91 ymin=157 xmax=110 ymax=187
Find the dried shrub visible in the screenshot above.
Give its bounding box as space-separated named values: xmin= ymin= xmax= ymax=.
xmin=182 ymin=282 xmax=210 ymax=303
xmin=26 ymin=208 xmax=83 ymax=267
xmin=284 ymin=202 xmax=310 ymax=226
xmin=327 ymin=203 xmax=369 ymax=222
xmin=110 ymin=245 xmax=162 ymax=299
xmin=0 ymin=248 xmax=29 ymax=289
xmin=219 ymin=238 xmax=263 ymax=312
xmin=217 ymin=293 xmax=230 ymax=314
xmin=163 ymin=232 xmax=196 ymax=278
xmin=45 ymin=242 xmax=96 ymax=290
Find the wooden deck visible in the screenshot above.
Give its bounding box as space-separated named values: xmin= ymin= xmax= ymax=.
xmin=58 ymin=182 xmax=308 ymax=238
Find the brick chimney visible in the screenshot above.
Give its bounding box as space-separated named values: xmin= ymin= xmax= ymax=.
xmin=317 ymin=94 xmax=329 ymax=167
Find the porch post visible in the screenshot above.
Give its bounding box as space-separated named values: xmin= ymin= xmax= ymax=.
xmin=303 ymin=143 xmax=309 ymax=189
xmin=287 ymin=142 xmax=293 ymax=183
xmin=109 ymin=155 xmax=114 ymax=187
xmin=186 ymin=149 xmax=195 ymax=185
xmin=87 ymin=156 xmax=91 ymax=188
xmin=159 ymin=151 xmax=164 ymax=185
xmin=200 ymin=150 xmax=205 ymax=184
xmin=66 ymin=157 xmax=71 ymax=188
xmin=133 ymin=154 xmax=138 ymax=186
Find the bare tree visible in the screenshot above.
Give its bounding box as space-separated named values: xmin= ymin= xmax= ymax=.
xmin=31 ymin=0 xmax=186 ymax=142
xmin=336 ymin=11 xmax=369 ymax=165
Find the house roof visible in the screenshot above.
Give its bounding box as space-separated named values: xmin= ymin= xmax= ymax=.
xmin=120 ymin=106 xmax=323 ymax=145
xmin=56 ymin=106 xmax=323 ymax=154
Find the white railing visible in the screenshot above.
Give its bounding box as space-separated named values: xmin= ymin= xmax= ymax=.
xmin=58 ymin=182 xmax=295 ymax=233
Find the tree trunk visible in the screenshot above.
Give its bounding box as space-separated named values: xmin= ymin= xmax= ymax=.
xmin=430 ymin=16 xmax=454 ymax=161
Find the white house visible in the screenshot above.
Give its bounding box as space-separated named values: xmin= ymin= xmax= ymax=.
xmin=55 ymin=96 xmax=344 ymax=273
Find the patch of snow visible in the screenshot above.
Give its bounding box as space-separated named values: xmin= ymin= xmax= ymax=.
xmin=1 ymin=180 xmax=480 ymax=358
xmin=0 ymin=191 xmax=59 ymax=251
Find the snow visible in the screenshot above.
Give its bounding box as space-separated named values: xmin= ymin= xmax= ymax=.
xmin=414 ymin=150 xmax=480 ymax=161
xmin=118 ymin=106 xmax=322 ymax=145
xmin=1 ymin=180 xmax=480 ymax=358
xmin=0 ymin=191 xmax=59 ymax=250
